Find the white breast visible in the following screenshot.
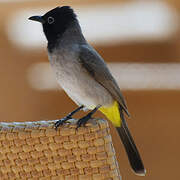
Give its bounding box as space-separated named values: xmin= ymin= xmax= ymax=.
xmin=48 ymin=48 xmax=113 ymax=109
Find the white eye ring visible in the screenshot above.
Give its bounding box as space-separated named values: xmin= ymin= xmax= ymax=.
xmin=47 ymin=17 xmax=54 ymax=24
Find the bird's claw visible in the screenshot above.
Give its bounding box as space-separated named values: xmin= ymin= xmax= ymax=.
xmin=54 ymin=106 xmax=84 ymax=130
xmin=54 ymin=116 xmax=72 ymax=130
xmin=76 ymin=114 xmax=91 ymax=130
xmin=76 ymin=106 xmax=100 ymax=130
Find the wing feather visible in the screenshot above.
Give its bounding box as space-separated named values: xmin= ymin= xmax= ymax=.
xmin=79 ymin=45 xmax=130 ymax=116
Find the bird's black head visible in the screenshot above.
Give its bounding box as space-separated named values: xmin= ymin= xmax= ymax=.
xmin=29 ymin=6 xmax=77 ymax=43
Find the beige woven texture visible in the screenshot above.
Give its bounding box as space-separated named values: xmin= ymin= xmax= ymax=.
xmin=0 ymin=119 xmax=121 ymax=180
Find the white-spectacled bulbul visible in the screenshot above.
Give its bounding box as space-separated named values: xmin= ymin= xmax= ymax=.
xmin=29 ymin=6 xmax=146 ymax=176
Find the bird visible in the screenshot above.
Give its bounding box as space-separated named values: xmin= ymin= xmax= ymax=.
xmin=29 ymin=6 xmax=146 ymax=176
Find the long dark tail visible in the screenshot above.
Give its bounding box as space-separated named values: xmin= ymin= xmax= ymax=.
xmin=116 ymin=107 xmax=146 ymax=176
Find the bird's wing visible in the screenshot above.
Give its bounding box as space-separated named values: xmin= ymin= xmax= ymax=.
xmin=79 ymin=44 xmax=130 ymax=116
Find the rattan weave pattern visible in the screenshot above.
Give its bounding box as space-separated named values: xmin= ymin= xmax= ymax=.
xmin=0 ymin=119 xmax=121 ymax=180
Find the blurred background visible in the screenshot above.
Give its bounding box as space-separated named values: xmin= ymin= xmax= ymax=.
xmin=0 ymin=0 xmax=180 ymax=179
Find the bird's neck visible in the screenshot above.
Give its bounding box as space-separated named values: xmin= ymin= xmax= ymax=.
xmin=47 ymin=21 xmax=86 ymax=53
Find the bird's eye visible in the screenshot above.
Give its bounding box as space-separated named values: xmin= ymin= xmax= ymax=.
xmin=47 ymin=17 xmax=54 ymax=24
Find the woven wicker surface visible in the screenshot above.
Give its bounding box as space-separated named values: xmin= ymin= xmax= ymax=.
xmin=0 ymin=119 xmax=121 ymax=180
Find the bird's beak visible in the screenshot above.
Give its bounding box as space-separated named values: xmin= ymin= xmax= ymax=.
xmin=28 ymin=16 xmax=45 ymax=24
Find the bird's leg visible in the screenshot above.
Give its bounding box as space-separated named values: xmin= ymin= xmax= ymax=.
xmin=55 ymin=105 xmax=84 ymax=129
xmin=76 ymin=105 xmax=101 ymax=129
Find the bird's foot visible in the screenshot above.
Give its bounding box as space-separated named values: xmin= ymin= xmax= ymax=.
xmin=76 ymin=114 xmax=91 ymax=129
xmin=55 ymin=116 xmax=72 ymax=130
xmin=76 ymin=105 xmax=101 ymax=129
xmin=55 ymin=105 xmax=84 ymax=130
